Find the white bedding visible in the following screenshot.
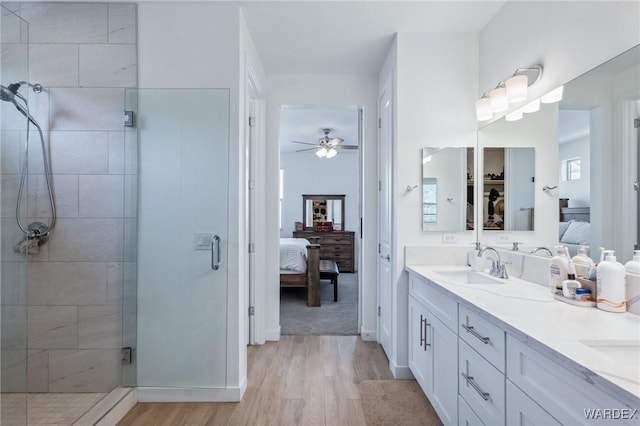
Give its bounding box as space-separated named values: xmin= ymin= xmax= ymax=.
xmin=279 ymin=238 xmax=310 ymax=273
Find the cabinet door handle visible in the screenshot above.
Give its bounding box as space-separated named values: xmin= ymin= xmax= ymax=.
xmin=424 ymin=321 xmax=431 ymax=350
xmin=419 ymin=315 xmax=425 ymax=348
xmin=461 ymin=324 xmax=490 ymax=344
xmin=211 ymin=235 xmax=221 ymax=271
xmin=461 ymin=373 xmax=490 ymax=401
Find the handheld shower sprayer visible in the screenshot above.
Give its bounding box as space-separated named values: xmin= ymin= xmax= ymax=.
xmin=1 ymin=81 xmax=57 ymax=253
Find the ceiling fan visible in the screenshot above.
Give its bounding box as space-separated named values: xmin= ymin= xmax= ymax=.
xmin=292 ymin=128 xmax=358 ymax=158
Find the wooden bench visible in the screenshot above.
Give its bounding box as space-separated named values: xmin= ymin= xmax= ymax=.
xmin=319 ymin=259 xmax=339 ymax=302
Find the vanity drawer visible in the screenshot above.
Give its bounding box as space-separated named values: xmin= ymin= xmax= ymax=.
xmin=459 ymin=339 xmax=505 ymax=426
xmin=459 ymin=395 xmax=485 ymax=426
xmin=506 ymin=334 xmax=630 ymax=426
xmin=506 ymin=379 xmax=561 ymax=426
xmin=459 ymin=304 xmax=505 ymax=373
xmin=409 ymin=273 xmax=457 ymax=332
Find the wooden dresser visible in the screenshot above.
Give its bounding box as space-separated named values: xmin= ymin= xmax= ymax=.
xmin=293 ymin=231 xmax=355 ymax=273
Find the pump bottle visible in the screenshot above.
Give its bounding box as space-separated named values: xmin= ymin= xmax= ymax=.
xmin=549 ymin=245 xmax=569 ymax=294
xmin=625 ymin=250 xmax=640 ymax=315
xmin=596 ymin=250 xmax=626 ymax=313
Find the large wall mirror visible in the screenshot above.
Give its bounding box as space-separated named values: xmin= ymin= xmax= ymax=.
xmin=302 ymin=194 xmax=345 ymax=230
xmin=421 ymin=147 xmax=475 ymax=232
xmin=557 ymin=44 xmax=639 ymax=261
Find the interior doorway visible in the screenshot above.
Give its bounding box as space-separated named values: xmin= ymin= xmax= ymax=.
xmin=277 ymin=105 xmax=362 ymax=335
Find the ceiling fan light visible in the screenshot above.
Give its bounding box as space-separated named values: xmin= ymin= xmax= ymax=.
xmin=541 ymin=86 xmax=564 ymax=103
xmin=325 ymin=148 xmax=338 ymax=159
xmin=489 ymin=86 xmax=509 ymax=112
xmin=506 ymin=74 xmax=528 ymax=103
xmin=315 ymin=147 xmax=327 ymax=158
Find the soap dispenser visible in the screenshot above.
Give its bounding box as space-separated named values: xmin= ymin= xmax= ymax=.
xmin=549 ymin=245 xmax=569 ymax=294
xmin=625 ymin=250 xmax=640 ymax=315
xmin=596 ymin=250 xmax=626 ymax=313
xmin=572 ymin=245 xmax=593 ymax=278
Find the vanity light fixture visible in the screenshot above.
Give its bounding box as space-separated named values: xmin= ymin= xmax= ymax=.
xmin=505 ymin=109 xmax=523 ymax=122
xmin=475 ymin=64 xmax=543 ymax=121
xmin=541 ymin=85 xmax=564 ymax=103
xmin=521 ymin=98 xmax=541 ymax=114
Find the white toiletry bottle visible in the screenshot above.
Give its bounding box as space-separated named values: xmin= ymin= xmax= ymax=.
xmin=549 ymin=245 xmax=569 ymax=294
xmin=596 ymin=250 xmax=626 ymax=313
xmin=562 ymin=247 xmax=581 ymax=299
xmin=625 ymin=250 xmax=640 ymax=315
xmin=572 ymin=245 xmax=593 ymax=278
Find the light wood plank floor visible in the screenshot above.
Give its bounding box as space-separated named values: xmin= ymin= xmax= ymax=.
xmin=118 ymin=335 xmax=393 ymax=425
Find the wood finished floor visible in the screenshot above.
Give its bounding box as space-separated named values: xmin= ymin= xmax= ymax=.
xmin=118 ymin=335 xmax=393 ymax=425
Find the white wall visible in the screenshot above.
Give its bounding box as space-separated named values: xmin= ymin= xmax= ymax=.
xmin=378 ymin=32 xmax=479 ymax=377
xmin=280 ymin=152 xmax=359 ymax=240
xmin=265 ymin=74 xmax=378 ymax=341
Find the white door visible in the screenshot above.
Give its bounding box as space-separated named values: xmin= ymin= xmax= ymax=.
xmin=378 ymin=80 xmax=393 ymax=356
xmin=136 ymin=89 xmax=229 ymax=388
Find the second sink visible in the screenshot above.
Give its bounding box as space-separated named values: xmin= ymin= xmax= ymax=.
xmin=433 ymin=270 xmax=505 ymax=285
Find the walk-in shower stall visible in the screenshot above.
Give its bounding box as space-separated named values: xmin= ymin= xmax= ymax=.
xmin=1 ymin=4 xmax=138 ymax=424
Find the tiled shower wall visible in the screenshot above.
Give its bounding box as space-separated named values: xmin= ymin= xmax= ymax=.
xmin=1 ymin=3 xmax=137 ymax=393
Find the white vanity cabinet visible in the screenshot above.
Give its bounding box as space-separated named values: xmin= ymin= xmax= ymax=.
xmin=506 ymin=380 xmax=561 ymax=426
xmin=408 ymin=273 xmax=458 ymax=426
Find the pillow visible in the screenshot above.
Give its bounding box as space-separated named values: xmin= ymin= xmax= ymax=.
xmin=559 ymin=222 xmax=571 ymax=240
xmin=560 ymin=220 xmax=590 ymax=245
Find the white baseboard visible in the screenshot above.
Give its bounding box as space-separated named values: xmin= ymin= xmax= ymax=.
xmin=360 ymin=327 xmax=377 ymax=341
xmin=264 ymin=326 xmax=280 ymax=341
xmin=389 ymin=360 xmax=414 ymax=380
xmin=137 ymin=385 xmax=244 ymax=402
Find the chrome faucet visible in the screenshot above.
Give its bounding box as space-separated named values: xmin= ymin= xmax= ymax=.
xmin=477 ymin=246 xmax=509 ymax=279
xmin=529 ymin=247 xmax=552 ymax=257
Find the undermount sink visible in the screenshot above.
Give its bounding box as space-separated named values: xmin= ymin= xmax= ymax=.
xmin=579 ymin=340 xmax=640 ymax=365
xmin=433 ymin=270 xmax=505 ymax=285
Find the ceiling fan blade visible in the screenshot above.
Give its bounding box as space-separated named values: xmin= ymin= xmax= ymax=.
xmin=335 ymin=145 xmax=359 ymax=150
xmin=328 ymin=137 xmax=344 ymax=146
xmin=292 ymin=141 xmax=318 ymax=146
xmin=295 ymin=147 xmax=319 ymax=152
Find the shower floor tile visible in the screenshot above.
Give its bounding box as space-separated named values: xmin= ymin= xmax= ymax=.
xmin=1 ymin=392 xmax=106 ymax=425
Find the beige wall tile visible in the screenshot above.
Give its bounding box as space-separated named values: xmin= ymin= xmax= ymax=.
xmin=79 ymin=45 xmax=136 ymax=88
xmin=20 ymin=3 xmax=108 ymax=44
xmin=78 ymin=306 xmax=122 ymax=349
xmin=79 ymin=175 xmax=124 ymax=218
xmin=49 ymin=88 xmax=124 ymax=131
xmin=29 ymin=44 xmax=79 ymax=88
xmin=50 ymin=131 xmax=109 ymax=174
xmin=49 ymin=349 xmax=121 ymax=392
xmin=48 ymin=218 xmax=123 ymax=262
xmin=27 ymin=262 xmax=107 ymax=305
xmin=27 ymin=306 xmax=77 ymax=349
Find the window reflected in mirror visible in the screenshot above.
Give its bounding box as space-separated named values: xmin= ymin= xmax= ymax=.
xmin=421 ymin=147 xmax=474 ymax=232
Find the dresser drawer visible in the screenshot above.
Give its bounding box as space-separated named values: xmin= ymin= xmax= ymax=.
xmin=459 ymin=339 xmax=505 ymax=426
xmin=459 ymin=395 xmax=485 ymax=426
xmin=409 ymin=273 xmax=457 ymax=332
xmin=322 ymin=245 xmax=352 ymax=256
xmin=459 ymin=304 xmax=505 ymax=373
xmin=321 ymin=234 xmax=352 ymax=245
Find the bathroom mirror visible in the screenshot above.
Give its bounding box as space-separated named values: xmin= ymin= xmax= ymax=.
xmin=557 ymin=44 xmax=640 ymax=261
xmin=421 ymin=147 xmax=475 ymax=232
xmin=302 ymin=194 xmax=345 ymax=230
xmin=481 ymin=147 xmax=535 ymax=231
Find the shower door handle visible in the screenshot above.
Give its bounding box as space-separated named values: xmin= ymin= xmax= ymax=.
xmin=211 ymin=235 xmax=221 ymax=270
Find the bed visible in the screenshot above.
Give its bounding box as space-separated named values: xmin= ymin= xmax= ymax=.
xmin=279 ymin=238 xmax=321 ymax=307
xmin=559 ymin=206 xmax=591 ymax=257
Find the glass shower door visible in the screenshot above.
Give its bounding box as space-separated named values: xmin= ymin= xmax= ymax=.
xmin=1 ymin=5 xmax=29 ymax=425
xmin=131 ymin=89 xmax=229 ymax=389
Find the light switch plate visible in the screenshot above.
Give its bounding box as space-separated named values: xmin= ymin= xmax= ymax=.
xmin=442 ymin=233 xmax=458 ymax=244
xmin=194 ymin=233 xmax=213 ymax=250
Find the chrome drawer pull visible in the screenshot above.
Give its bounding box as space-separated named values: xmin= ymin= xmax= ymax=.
xmin=461 ymin=373 xmax=490 ymax=401
xmin=419 ymin=314 xmax=425 ymax=348
xmin=424 ymin=321 xmax=431 ymax=349
xmin=461 ymin=324 xmax=490 ymax=344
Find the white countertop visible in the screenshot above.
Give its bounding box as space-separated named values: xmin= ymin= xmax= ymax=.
xmin=405 ymin=265 xmax=640 ymax=406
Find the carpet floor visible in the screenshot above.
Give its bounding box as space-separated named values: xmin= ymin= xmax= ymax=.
xmin=359 ymin=380 xmax=443 ymax=426
xmin=280 ymin=272 xmax=358 ymax=335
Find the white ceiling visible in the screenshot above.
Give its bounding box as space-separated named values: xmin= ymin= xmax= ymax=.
xmin=279 ymin=105 xmax=359 ymax=153
xmin=241 ymin=1 xmax=507 ymax=153
xmin=241 ymin=1 xmax=507 ymax=75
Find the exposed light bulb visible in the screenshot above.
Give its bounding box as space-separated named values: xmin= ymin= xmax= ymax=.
xmin=325 ymin=148 xmax=337 ymax=159
xmin=475 ymin=97 xmax=492 ymax=121
xmin=505 ymin=109 xmax=523 ymax=121
xmin=541 ymin=86 xmax=564 ymax=103
xmin=489 ymin=86 xmax=509 ymax=112
xmin=505 ymin=74 xmax=528 ymax=103
xmin=521 ymin=98 xmax=540 ymax=113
